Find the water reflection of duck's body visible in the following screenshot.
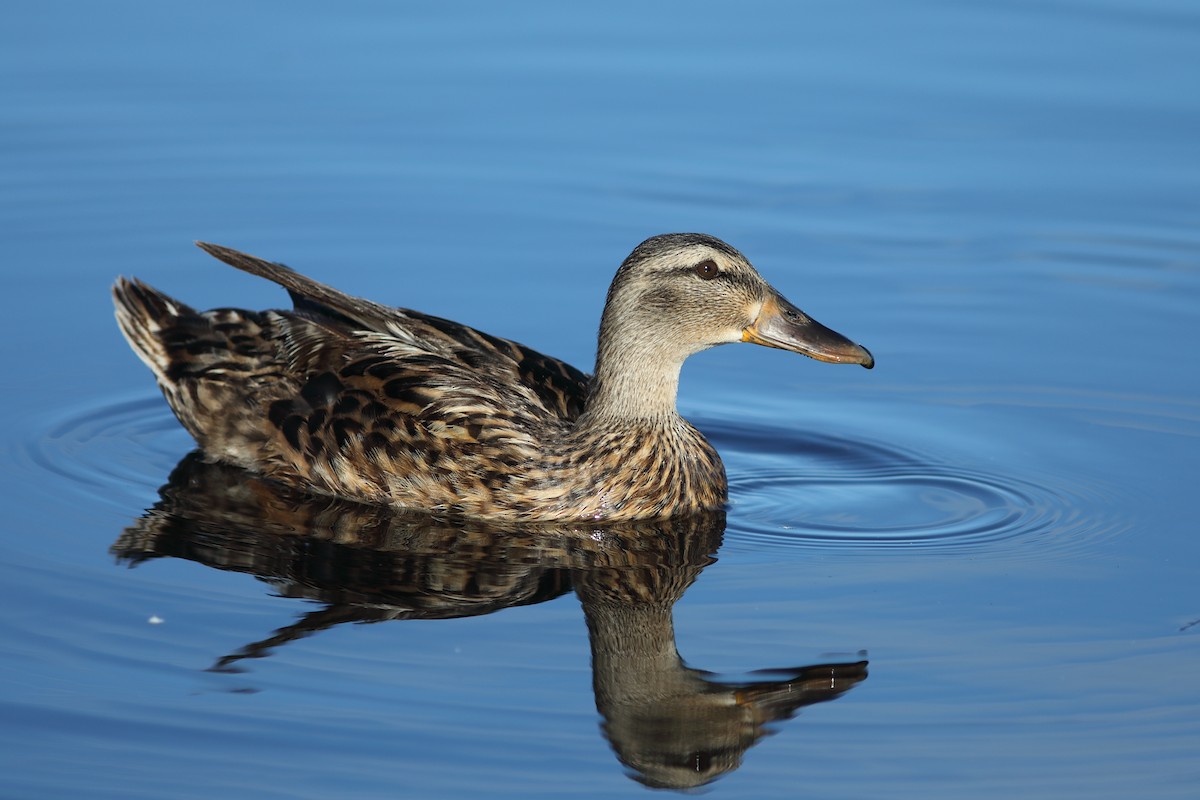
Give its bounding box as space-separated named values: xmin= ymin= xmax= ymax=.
xmin=113 ymin=453 xmax=868 ymax=790
xmin=113 ymin=234 xmax=872 ymax=522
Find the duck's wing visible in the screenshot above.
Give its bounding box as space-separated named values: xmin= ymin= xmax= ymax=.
xmin=195 ymin=242 xmax=591 ymax=421
xmin=114 ymin=246 xmax=593 ymax=512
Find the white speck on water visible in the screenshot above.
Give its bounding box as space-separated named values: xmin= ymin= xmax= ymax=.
xmin=148 ymin=615 xmax=164 ymax=625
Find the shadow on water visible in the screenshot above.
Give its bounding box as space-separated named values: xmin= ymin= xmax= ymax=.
xmin=112 ymin=452 xmax=867 ymax=790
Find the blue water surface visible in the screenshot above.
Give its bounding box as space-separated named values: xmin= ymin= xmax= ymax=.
xmin=2 ymin=1 xmax=1198 ymax=798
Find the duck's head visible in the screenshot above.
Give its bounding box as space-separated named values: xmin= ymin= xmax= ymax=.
xmin=596 ymin=233 xmax=874 ymax=375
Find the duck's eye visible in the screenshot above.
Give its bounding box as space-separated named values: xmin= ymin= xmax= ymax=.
xmin=693 ymin=259 xmax=720 ymax=280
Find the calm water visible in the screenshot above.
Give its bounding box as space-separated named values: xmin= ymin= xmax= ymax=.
xmin=3 ymin=1 xmax=1199 ymax=797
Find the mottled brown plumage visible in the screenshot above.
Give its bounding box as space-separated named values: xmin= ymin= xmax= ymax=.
xmin=113 ymin=234 xmax=873 ymax=521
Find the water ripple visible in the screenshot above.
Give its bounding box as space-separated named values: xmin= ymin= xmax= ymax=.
xmin=19 ymin=394 xmax=188 ymax=510
xmin=706 ymin=419 xmax=1130 ymax=559
xmin=22 ymin=391 xmax=1145 ymax=560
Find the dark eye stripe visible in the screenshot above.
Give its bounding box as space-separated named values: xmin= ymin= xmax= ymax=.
xmin=693 ymin=259 xmax=720 ymax=280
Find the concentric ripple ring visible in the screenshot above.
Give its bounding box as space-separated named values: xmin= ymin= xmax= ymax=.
xmin=704 ymin=418 xmax=1130 ymax=559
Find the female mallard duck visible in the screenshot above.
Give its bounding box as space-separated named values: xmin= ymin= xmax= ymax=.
xmin=113 ymin=234 xmax=873 ymax=522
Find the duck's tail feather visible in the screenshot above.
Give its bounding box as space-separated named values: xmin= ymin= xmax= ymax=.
xmin=113 ymin=275 xmax=292 ymax=382
xmin=112 ymin=276 xmax=297 ymax=457
xmin=112 ymin=276 xmax=200 ymax=383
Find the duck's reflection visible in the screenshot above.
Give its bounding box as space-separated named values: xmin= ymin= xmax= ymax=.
xmin=113 ymin=452 xmax=867 ymax=790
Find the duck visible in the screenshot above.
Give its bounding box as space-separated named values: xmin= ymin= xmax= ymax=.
xmin=113 ymin=233 xmax=873 ymax=522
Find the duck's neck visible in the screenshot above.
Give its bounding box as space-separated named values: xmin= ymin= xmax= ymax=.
xmin=581 ymin=337 xmax=686 ymax=424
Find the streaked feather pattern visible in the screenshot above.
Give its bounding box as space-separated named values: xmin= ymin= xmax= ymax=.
xmin=114 ymin=234 xmax=871 ymax=521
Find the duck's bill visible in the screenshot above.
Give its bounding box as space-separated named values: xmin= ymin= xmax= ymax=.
xmin=742 ymin=293 xmax=875 ymax=369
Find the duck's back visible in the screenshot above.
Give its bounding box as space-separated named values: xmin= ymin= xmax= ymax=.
xmin=113 ymin=245 xmax=591 ymax=514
